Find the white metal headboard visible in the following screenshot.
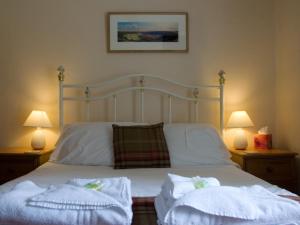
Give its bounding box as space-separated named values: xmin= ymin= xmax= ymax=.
xmin=57 ymin=66 xmax=226 ymax=133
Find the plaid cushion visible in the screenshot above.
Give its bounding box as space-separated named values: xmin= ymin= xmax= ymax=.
xmin=132 ymin=197 xmax=157 ymax=225
xmin=112 ymin=122 xmax=171 ymax=169
xmin=132 ymin=197 xmax=155 ymax=213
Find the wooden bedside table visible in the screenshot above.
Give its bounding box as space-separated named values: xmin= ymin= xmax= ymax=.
xmin=0 ymin=147 xmax=53 ymax=184
xmin=229 ymin=149 xmax=298 ymax=193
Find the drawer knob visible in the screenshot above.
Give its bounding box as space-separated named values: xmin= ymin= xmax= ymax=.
xmin=266 ymin=167 xmax=273 ymax=173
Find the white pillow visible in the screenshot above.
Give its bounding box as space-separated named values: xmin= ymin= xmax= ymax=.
xmin=163 ymin=123 xmax=232 ymax=166
xmin=50 ymin=122 xmax=147 ymax=166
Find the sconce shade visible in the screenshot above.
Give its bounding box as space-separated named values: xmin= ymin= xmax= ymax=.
xmin=227 ymin=111 xmax=254 ymax=128
xmin=23 ymin=110 xmax=52 ymax=128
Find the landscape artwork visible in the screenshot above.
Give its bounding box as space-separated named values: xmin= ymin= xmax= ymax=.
xmin=117 ymin=22 xmax=179 ymax=42
xmin=108 ymin=13 xmax=188 ymax=52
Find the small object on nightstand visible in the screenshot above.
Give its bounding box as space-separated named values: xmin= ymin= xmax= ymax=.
xmin=227 ymin=111 xmax=254 ymax=150
xmin=254 ymin=126 xmax=272 ymax=150
xmin=0 ymin=147 xmax=53 ymax=184
xmin=229 ymin=148 xmax=298 ymax=193
xmin=23 ymin=110 xmax=52 ymax=150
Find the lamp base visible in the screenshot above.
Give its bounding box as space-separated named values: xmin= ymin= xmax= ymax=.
xmin=31 ymin=128 xmax=45 ymax=150
xmin=233 ymin=129 xmax=248 ymax=150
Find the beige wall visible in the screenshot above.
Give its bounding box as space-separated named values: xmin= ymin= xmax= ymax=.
xmin=274 ymin=0 xmax=300 ymax=191
xmin=0 ymin=0 xmax=275 ymax=148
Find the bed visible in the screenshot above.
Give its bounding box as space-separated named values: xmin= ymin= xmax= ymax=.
xmin=0 ymin=67 xmax=298 ymax=225
xmin=0 ymin=162 xmax=293 ymax=224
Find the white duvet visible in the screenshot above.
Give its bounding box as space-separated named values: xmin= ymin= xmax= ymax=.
xmin=0 ymin=162 xmax=296 ymax=225
xmin=0 ymin=162 xmax=292 ymax=197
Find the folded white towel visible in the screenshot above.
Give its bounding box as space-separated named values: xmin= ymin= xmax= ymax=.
xmin=29 ymin=185 xmax=125 ymax=210
xmin=157 ymin=185 xmax=300 ymax=225
xmin=0 ymin=178 xmax=132 ymax=225
xmin=155 ymin=192 xmax=170 ymax=225
xmin=161 ymin=173 xmax=220 ymax=207
xmin=67 ymin=177 xmax=132 ymax=207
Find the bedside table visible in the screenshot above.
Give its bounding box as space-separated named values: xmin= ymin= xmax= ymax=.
xmin=229 ymin=149 xmax=298 ymax=193
xmin=0 ymin=147 xmax=53 ymax=184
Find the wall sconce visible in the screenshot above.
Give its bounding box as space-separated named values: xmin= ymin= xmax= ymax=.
xmin=23 ymin=110 xmax=52 ymax=150
xmin=227 ymin=111 xmax=254 ymax=150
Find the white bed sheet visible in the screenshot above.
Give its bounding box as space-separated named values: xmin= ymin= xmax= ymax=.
xmin=0 ymin=162 xmax=292 ymax=197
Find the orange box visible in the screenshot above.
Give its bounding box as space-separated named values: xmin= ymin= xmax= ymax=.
xmin=254 ymin=134 xmax=272 ymax=150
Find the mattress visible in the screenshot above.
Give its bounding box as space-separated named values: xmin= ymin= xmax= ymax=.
xmin=0 ymin=162 xmax=292 ymax=196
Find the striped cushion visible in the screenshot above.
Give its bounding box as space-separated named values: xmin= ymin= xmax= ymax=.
xmin=112 ymin=122 xmax=171 ymax=169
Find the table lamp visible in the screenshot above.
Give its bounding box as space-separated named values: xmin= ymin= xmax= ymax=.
xmin=23 ymin=110 xmax=52 ymax=150
xmin=227 ymin=111 xmax=254 ymax=150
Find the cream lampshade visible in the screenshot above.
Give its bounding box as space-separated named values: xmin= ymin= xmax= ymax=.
xmin=24 ymin=110 xmax=52 ymax=150
xmin=227 ymin=111 xmax=254 ymax=150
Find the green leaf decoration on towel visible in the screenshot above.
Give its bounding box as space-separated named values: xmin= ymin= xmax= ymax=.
xmin=84 ymin=181 xmax=103 ymax=191
xmin=194 ymin=180 xmax=208 ymax=189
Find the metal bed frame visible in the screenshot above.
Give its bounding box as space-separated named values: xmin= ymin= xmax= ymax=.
xmin=57 ymin=66 xmax=226 ymax=133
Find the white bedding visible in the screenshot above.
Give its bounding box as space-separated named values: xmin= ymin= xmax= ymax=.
xmin=0 ymin=162 xmax=292 ymax=197
xmin=155 ymin=185 xmax=300 ymax=225
xmin=0 ymin=178 xmax=133 ymax=225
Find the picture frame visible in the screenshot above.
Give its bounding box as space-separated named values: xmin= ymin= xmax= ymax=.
xmin=107 ymin=12 xmax=188 ymax=52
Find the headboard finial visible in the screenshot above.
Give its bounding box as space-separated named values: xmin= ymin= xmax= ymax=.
xmin=57 ymin=65 xmax=65 ymax=82
xmin=218 ymin=70 xmax=226 ymax=85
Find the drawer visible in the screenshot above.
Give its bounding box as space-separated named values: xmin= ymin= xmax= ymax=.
xmin=245 ymin=158 xmax=294 ymax=180
xmin=0 ymin=149 xmax=53 ymax=184
xmin=0 ymin=162 xmax=35 ymax=183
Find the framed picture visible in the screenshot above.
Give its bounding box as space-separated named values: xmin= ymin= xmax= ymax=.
xmin=107 ymin=12 xmax=188 ymax=52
